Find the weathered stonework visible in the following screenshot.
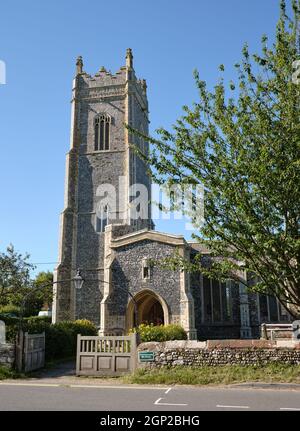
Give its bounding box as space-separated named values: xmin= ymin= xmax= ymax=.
xmin=0 ymin=343 xmax=14 ymax=368
xmin=138 ymin=340 xmax=300 ymax=368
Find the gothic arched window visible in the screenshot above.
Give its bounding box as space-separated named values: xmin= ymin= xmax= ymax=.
xmin=94 ymin=114 xmax=111 ymax=151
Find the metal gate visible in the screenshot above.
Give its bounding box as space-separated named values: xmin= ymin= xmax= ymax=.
xmin=76 ymin=334 xmax=137 ymax=376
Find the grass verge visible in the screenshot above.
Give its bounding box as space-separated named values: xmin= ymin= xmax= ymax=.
xmin=124 ymin=364 xmax=300 ymax=386
xmin=0 ymin=365 xmax=24 ymax=380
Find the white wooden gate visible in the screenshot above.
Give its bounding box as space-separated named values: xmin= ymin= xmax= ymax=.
xmin=76 ymin=334 xmax=137 ymax=376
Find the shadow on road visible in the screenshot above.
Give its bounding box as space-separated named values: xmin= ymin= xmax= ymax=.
xmin=30 ymin=361 xmax=76 ymax=379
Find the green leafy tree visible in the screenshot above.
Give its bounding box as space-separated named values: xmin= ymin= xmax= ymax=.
xmin=0 ymin=245 xmax=54 ymax=317
xmin=25 ymin=271 xmax=54 ymax=317
xmin=0 ymin=244 xmax=35 ymax=308
xmin=133 ymin=0 xmax=300 ymax=317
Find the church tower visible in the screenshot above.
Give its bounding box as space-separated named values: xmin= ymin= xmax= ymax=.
xmin=52 ymin=50 xmax=151 ymax=324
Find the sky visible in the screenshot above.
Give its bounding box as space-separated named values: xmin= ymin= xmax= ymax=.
xmin=0 ymin=0 xmax=282 ymax=275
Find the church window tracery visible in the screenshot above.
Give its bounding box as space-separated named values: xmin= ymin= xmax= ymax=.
xmin=202 ymin=277 xmax=233 ymax=323
xmin=94 ymin=114 xmax=111 ymax=151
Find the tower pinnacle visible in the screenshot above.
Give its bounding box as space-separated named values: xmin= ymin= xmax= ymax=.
xmin=76 ymin=56 xmax=83 ymax=75
xmin=126 ymin=48 xmax=133 ymax=69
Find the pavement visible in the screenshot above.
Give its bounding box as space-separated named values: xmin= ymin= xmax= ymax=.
xmin=0 ymin=361 xmax=300 ymax=411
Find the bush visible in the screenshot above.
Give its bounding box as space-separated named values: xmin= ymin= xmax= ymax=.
xmin=0 ymin=313 xmax=19 ymax=342
xmin=0 ymin=365 xmax=20 ymax=380
xmin=44 ymin=319 xmax=97 ymax=361
xmin=0 ymin=313 xmax=19 ymax=326
xmin=0 ymin=316 xmax=97 ymax=361
xmin=132 ymin=324 xmax=187 ymax=343
xmin=0 ymin=304 xmax=21 ymax=317
xmin=25 ymin=316 xmax=52 ymax=336
xmin=163 ymin=324 xmax=188 ymax=341
xmin=0 ymin=315 xmax=53 ymax=343
xmin=26 ymin=315 xmax=52 ymax=325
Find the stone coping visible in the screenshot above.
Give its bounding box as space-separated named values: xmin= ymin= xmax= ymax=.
xmin=138 ymin=339 xmax=300 ymax=351
xmin=110 ymin=229 xmax=187 ymax=248
xmin=206 ymin=339 xmax=300 ymax=349
xmin=138 ymin=340 xmax=207 ymax=351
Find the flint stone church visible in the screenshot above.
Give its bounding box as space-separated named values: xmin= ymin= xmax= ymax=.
xmin=52 ymin=50 xmax=291 ymax=340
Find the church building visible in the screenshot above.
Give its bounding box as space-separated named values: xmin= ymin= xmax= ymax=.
xmin=52 ymin=50 xmax=291 ymax=340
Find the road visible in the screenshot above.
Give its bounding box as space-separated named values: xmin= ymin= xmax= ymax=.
xmin=0 ymin=381 xmax=300 ymax=411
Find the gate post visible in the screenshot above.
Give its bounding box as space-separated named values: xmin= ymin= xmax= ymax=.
xmin=131 ymin=332 xmax=138 ymax=372
xmin=76 ymin=334 xmax=81 ymax=376
xmin=23 ymin=332 xmax=29 ymax=372
xmin=15 ymin=330 xmax=24 ymax=372
xmin=292 ymin=321 xmax=300 ymax=341
xmin=261 ymin=323 xmax=268 ymax=340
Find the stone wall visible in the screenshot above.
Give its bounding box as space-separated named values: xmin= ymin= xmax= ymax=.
xmin=0 ymin=343 xmax=15 ymax=368
xmin=137 ymin=340 xmax=300 ymax=368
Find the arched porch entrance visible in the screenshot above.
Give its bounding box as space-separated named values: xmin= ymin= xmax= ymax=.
xmin=126 ymin=290 xmax=169 ymax=331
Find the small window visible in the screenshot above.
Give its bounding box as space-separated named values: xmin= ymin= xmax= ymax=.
xmin=142 ymin=259 xmax=151 ymax=280
xmin=143 ymin=266 xmax=149 ymax=279
xmin=95 ymin=206 xmax=109 ymax=233
xmin=94 ymin=114 xmax=111 ymax=151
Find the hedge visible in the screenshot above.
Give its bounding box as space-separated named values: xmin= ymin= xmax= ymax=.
xmin=44 ymin=320 xmax=97 ymax=360
xmin=0 ymin=313 xmax=19 ymax=342
xmin=131 ymin=324 xmax=187 ymax=343
xmin=0 ymin=315 xmax=97 ymax=361
xmin=0 ymin=314 xmax=52 ymax=343
xmin=0 ymin=304 xmax=21 ymax=316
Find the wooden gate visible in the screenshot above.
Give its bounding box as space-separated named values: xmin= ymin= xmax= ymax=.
xmin=16 ymin=331 xmax=45 ymax=372
xmin=76 ymin=334 xmax=137 ymax=376
xmin=24 ymin=332 xmax=45 ymax=372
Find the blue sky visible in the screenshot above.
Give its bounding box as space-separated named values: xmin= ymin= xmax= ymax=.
xmin=0 ymin=0 xmax=281 ymax=275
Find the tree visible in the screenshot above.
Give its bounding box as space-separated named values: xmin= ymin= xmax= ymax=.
xmin=133 ymin=0 xmax=300 ymax=317
xmin=0 ymin=245 xmax=54 ymax=316
xmin=0 ymin=244 xmax=34 ymax=309
xmin=23 ymin=271 xmax=54 ymax=317
xmin=29 ymin=271 xmax=53 ymax=315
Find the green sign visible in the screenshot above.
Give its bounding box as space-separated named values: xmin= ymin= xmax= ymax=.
xmin=139 ymin=351 xmax=155 ymax=362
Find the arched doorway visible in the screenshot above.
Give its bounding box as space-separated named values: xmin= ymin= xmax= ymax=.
xmin=126 ymin=290 xmax=169 ymax=331
xmin=139 ymin=294 xmax=164 ymax=326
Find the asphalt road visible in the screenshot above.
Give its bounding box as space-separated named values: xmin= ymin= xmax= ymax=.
xmin=0 ymin=382 xmax=300 ymax=411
